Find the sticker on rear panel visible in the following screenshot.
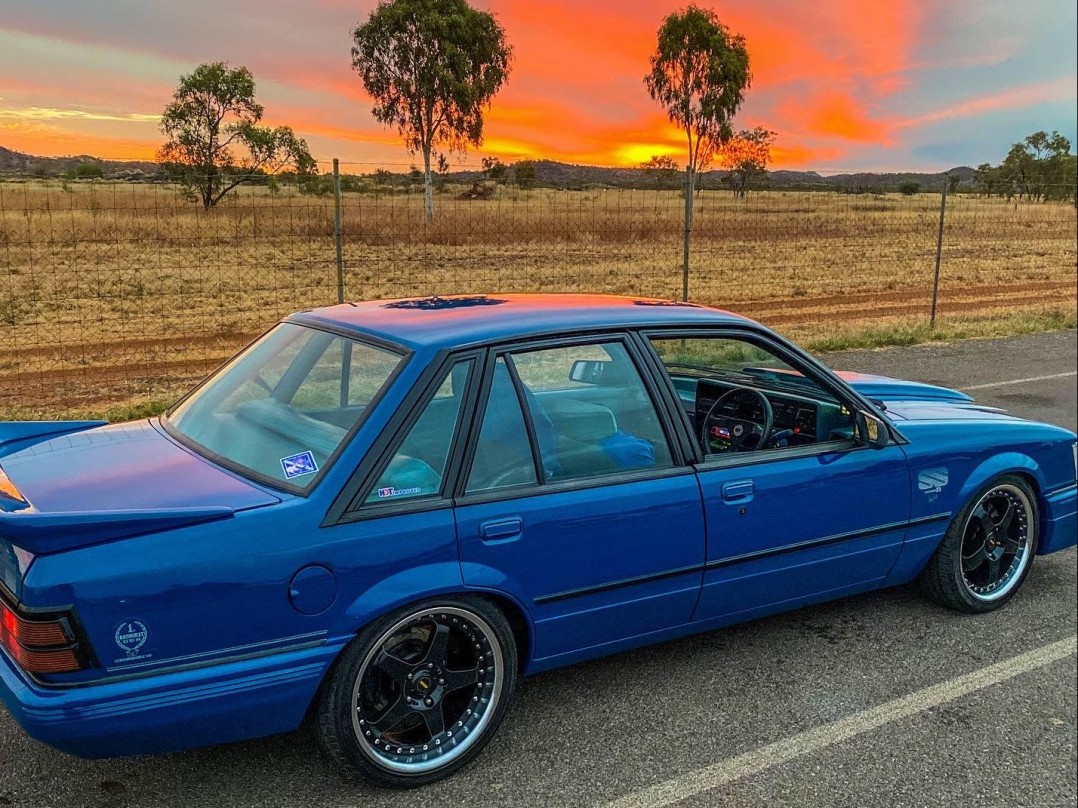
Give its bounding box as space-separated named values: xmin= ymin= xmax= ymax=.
xmin=281 ymin=451 xmax=319 ymax=479
xmin=113 ymin=619 xmax=152 ymax=662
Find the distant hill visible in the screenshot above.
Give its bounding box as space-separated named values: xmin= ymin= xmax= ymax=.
xmin=1 ymin=143 xmax=976 ymax=191
xmin=0 ymin=146 xmax=160 ymax=179
xmin=444 ymin=160 xmax=977 ymax=192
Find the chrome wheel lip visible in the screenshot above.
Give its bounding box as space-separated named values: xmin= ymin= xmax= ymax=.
xmin=960 ymin=483 xmax=1034 ymax=603
xmin=350 ymin=606 xmax=504 ymax=776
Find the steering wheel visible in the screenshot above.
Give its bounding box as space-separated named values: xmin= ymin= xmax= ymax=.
xmin=701 ymin=386 xmax=774 ymax=453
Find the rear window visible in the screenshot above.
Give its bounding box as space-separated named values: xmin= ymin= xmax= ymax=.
xmin=167 ymin=324 xmax=402 ymax=489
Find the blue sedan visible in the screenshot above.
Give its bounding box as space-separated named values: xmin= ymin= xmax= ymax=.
xmin=1 ymin=294 xmax=1075 ymax=788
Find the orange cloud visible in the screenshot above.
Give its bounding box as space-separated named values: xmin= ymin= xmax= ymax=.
xmin=803 ymin=93 xmax=892 ymax=143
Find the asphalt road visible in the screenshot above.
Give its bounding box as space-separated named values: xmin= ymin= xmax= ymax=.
xmin=1 ymin=331 xmax=1075 ymax=808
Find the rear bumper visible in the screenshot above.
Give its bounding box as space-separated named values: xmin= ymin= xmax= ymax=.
xmin=1039 ymin=483 xmax=1077 ymax=555
xmin=0 ymin=641 xmax=343 ymax=758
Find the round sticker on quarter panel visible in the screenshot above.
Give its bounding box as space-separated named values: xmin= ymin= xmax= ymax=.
xmin=288 ymin=565 xmax=338 ymax=615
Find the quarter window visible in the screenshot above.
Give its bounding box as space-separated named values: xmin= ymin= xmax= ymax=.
xmin=466 ymin=358 xmax=539 ymax=493
xmin=363 ymin=359 xmax=474 ymax=505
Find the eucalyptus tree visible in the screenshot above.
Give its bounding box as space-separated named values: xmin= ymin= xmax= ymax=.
xmin=644 ymin=5 xmax=751 ymax=298
xmin=352 ymin=0 xmax=512 ymax=220
xmin=159 ymin=62 xmax=315 ymax=209
xmin=644 ymin=6 xmax=751 ymax=197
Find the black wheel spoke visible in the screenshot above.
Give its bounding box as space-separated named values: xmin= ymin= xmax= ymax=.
xmin=443 ymin=665 xmax=480 ymax=692
xmin=423 ymin=623 xmax=450 ymax=666
xmin=997 ymin=499 xmax=1016 ymax=533
xmin=370 ymin=694 xmax=411 ymax=733
xmin=986 ymin=555 xmax=1002 ymax=583
xmin=373 ymin=649 xmax=412 ymax=681
xmin=962 ymin=544 xmax=987 ymax=573
xmin=421 ymin=704 xmax=446 ymax=737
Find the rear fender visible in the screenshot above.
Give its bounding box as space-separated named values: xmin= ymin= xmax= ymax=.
xmin=330 ymin=563 xmax=535 ymax=666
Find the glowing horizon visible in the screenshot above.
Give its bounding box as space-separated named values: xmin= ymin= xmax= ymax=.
xmin=0 ymin=1 xmax=1075 ymax=172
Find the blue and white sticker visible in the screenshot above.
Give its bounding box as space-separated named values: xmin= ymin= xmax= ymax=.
xmin=281 ymin=451 xmax=319 ymax=479
xmin=918 ymin=467 xmax=949 ymax=498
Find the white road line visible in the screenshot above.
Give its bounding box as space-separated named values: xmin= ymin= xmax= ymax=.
xmin=603 ymin=635 xmax=1077 ymax=808
xmin=960 ymin=371 xmax=1077 ymax=391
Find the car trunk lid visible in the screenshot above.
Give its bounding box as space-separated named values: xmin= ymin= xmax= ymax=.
xmin=0 ymin=420 xmax=280 ymax=555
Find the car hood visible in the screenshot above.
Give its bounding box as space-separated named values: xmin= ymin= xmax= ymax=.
xmin=0 ymin=420 xmax=280 ymax=554
xmin=836 ymin=371 xmax=1015 ymax=423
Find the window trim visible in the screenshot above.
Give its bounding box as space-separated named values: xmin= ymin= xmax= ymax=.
xmin=453 ymin=331 xmax=687 ymax=504
xmin=325 ymin=349 xmax=486 ymax=525
xmin=503 ymin=354 xmax=548 ymax=485
xmin=163 ymin=322 xmax=411 ymax=498
xmin=637 ymin=325 xmax=907 ymax=468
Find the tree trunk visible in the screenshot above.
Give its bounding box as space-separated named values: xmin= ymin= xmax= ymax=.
xmin=422 ymin=148 xmax=435 ymax=222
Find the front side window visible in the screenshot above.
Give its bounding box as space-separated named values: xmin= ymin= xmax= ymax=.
xmin=168 ymin=323 xmax=402 ymax=488
xmin=649 ymin=335 xmax=853 ymax=455
xmin=363 ymin=359 xmax=474 ymax=505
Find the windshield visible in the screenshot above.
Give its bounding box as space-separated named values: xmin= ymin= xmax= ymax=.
xmin=167 ymin=323 xmax=403 ymax=489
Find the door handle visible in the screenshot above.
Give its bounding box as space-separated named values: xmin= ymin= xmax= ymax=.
xmin=721 ymin=480 xmax=755 ymax=502
xmin=479 ymin=517 xmax=523 ymax=542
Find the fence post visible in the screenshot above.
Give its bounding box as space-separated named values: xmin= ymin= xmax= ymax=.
xmin=682 ymin=165 xmax=693 ymax=301
xmin=930 ymin=173 xmax=949 ymax=327
xmin=332 ymin=158 xmax=345 ymax=305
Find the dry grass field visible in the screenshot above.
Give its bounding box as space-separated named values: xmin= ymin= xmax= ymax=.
xmin=0 ymin=179 xmax=1074 ymax=419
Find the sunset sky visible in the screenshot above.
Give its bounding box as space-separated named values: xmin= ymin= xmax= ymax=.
xmin=1 ymin=0 xmax=1075 ymax=172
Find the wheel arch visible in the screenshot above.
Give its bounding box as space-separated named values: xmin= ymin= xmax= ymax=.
xmin=957 ymin=452 xmax=1046 ymax=515
xmin=303 ymin=580 xmax=534 ymax=733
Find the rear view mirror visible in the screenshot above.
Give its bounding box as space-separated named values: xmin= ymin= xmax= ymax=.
xmin=855 ymin=411 xmax=889 ymax=449
xmin=569 ymin=359 xmax=608 ymax=384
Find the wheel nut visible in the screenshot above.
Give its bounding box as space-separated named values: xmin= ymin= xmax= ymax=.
xmin=425 ymin=697 xmax=434 ymax=706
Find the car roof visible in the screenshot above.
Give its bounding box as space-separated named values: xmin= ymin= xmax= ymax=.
xmin=291 ymin=294 xmax=755 ymax=351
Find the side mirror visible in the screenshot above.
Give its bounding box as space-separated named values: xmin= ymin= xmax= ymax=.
xmin=569 ymin=359 xmax=607 ymax=384
xmin=855 ymin=411 xmax=889 ymax=449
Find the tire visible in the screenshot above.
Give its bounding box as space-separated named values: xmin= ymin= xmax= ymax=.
xmin=919 ymin=474 xmax=1039 ymax=613
xmin=316 ymin=596 xmax=518 ymax=789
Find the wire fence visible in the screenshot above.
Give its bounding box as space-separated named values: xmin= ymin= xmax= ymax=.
xmin=0 ymin=170 xmax=1075 ymax=418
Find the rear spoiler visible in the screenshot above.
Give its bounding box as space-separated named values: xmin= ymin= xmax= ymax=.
xmin=0 ymin=507 xmax=236 ymax=554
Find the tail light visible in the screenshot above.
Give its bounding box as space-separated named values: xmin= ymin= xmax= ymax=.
xmin=0 ymin=595 xmax=89 ymax=675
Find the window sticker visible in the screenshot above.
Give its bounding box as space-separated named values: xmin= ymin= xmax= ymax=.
xmin=281 ymin=451 xmax=319 ymax=479
xmin=377 ymin=486 xmax=424 ymax=499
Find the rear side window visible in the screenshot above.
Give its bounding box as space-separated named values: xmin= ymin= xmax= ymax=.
xmin=463 ymin=341 xmax=674 ymax=494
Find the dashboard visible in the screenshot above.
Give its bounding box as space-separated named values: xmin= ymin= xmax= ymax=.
xmin=695 ymin=379 xmax=824 ymax=447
